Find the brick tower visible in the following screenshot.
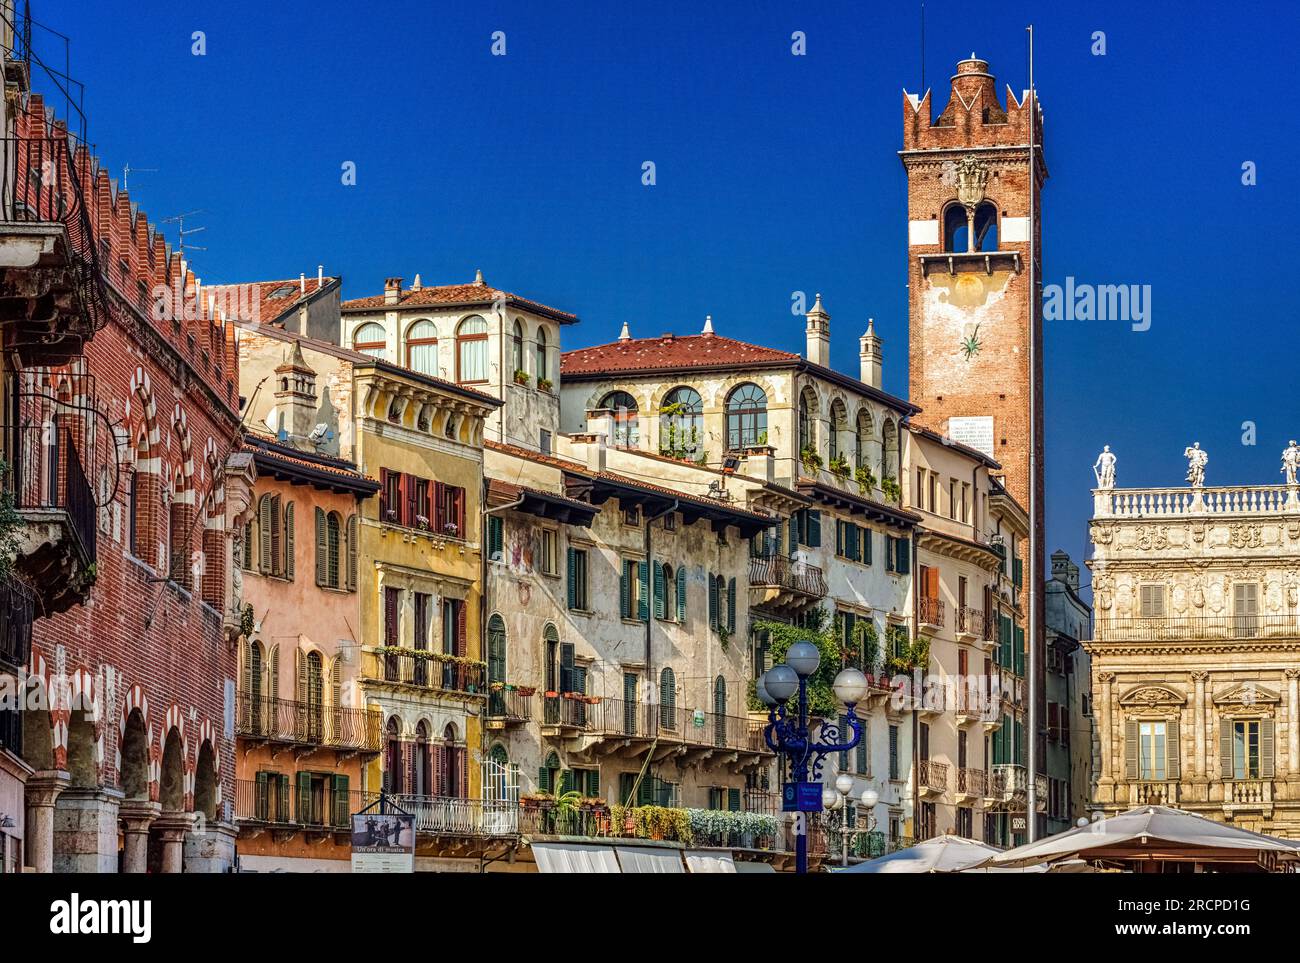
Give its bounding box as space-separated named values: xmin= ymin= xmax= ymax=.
xmin=901 ymin=54 xmax=1044 ymax=512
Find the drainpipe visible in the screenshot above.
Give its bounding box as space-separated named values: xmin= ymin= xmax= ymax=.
xmin=911 ymin=525 xmax=920 ymax=838
xmin=480 ymin=483 xmax=525 ymax=769
xmin=642 ymin=499 xmax=679 ymax=683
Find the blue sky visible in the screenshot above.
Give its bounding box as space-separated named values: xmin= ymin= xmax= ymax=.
xmin=33 ymin=0 xmax=1300 ymax=590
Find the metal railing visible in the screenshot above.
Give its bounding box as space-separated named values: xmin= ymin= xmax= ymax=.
xmin=487 ymin=686 xmax=533 ymax=723
xmin=957 ymin=767 xmax=987 ymax=797
xmin=362 ymin=649 xmax=486 ymax=695
xmin=918 ymin=759 xmax=948 ymax=792
xmin=233 ymin=778 xmax=378 ymax=828
xmin=3 ymin=424 xmax=96 ymax=562
xmin=0 ymin=574 xmax=35 ymax=669
xmin=749 ymin=554 xmax=827 ymax=598
xmin=919 ymin=596 xmax=945 ymax=627
xmin=389 ymin=794 xmax=520 ymax=836
xmin=542 ymin=692 xmax=592 ymax=729
xmin=1094 ymin=614 xmax=1300 ymax=643
xmin=235 ymin=693 xmax=383 ymax=752
xmin=956 ymin=605 xmax=986 ymax=638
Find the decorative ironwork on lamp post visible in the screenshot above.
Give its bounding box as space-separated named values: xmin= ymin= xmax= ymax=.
xmin=757 ymin=640 xmax=869 ymax=875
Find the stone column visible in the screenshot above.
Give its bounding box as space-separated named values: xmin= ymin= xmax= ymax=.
xmin=154 ymin=812 xmax=194 ymax=874
xmin=119 ymin=799 xmax=161 ymax=874
xmin=1192 ymin=672 xmax=1208 ymax=781
xmin=53 ymin=786 xmax=123 ymax=873
xmin=24 ymin=770 xmax=69 ymax=873
xmin=1097 ymin=673 xmax=1115 ymax=788
xmin=1287 ymin=669 xmax=1300 ymax=776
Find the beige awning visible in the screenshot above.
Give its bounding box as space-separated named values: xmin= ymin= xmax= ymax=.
xmin=614 ymin=846 xmax=685 ymax=873
xmin=685 ymin=850 xmax=737 ymax=873
xmin=532 ymin=842 xmax=621 ymax=873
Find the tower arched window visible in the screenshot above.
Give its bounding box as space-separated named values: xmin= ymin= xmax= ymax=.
xmin=856 ymin=409 xmax=874 ymax=472
xmin=535 ymin=327 xmax=548 ymax=384
xmin=725 ymin=383 xmax=767 ymax=450
xmin=798 ymin=387 xmax=819 ymax=457
xmin=456 ymin=315 xmax=489 ymax=384
xmin=405 ymin=319 xmax=438 ymax=375
xmin=829 ymin=399 xmax=847 ymax=464
xmin=659 ymin=386 xmax=702 ymax=459
xmin=353 ymin=322 xmax=386 ymax=358
xmin=512 ymin=319 xmax=524 ymax=375
xmin=599 ymin=391 xmax=639 ymax=449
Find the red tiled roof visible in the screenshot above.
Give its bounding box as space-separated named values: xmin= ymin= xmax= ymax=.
xmin=561 ymin=334 xmax=799 ymax=378
xmin=341 ymin=278 xmax=577 ymax=323
xmin=242 ymin=432 xmax=377 ymax=487
xmin=208 ymin=277 xmax=337 ymax=324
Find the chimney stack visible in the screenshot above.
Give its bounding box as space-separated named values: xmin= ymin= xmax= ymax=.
xmin=300 ymin=272 xmax=306 ymax=294
xmin=805 ymin=293 xmax=830 ymax=367
xmin=411 ymin=273 xmax=423 ymax=292
xmin=384 ymin=277 xmax=404 ymax=305
xmin=859 ymin=318 xmax=883 ymax=389
xmin=318 ymin=264 xmax=324 ymax=286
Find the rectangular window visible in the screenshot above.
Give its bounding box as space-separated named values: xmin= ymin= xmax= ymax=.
xmin=539 ymin=529 xmax=558 ymax=576
xmin=383 ymin=587 xmax=401 ymax=646
xmin=1233 ymin=721 xmax=1260 ymax=779
xmin=438 ymin=484 xmax=466 ymax=538
xmin=380 ymin=470 xmax=401 ymax=524
xmin=915 ymin=469 xmax=925 ymax=511
xmin=1139 ymin=721 xmax=1167 ymax=781
xmin=539 ymin=429 xmax=552 ymax=455
xmin=413 ymin=592 xmax=430 ymax=650
xmin=1139 ymin=583 xmax=1166 ymax=619
xmin=568 ymin=547 xmax=589 ymax=610
xmin=960 ymin=483 xmax=970 ymax=523
xmin=623 ymin=504 xmax=641 ymax=526
xmin=1233 ymin=583 xmax=1260 ymax=638
xmin=949 ymin=479 xmax=957 ymax=519
xmin=928 ymin=473 xmax=937 ymax=515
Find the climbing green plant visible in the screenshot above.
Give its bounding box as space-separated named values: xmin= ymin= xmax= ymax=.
xmin=750 ymin=608 xmax=844 ymax=718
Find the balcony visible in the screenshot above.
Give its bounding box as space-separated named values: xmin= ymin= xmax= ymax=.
xmin=579 ymin=700 xmax=771 ymax=762
xmin=3 ymin=423 xmax=97 ymax=615
xmin=918 ymin=596 xmax=945 ymax=632
xmin=749 ymin=554 xmax=826 ymax=612
xmin=486 ymin=685 xmax=534 ymax=730
xmin=917 ymin=759 xmax=948 ymax=797
xmin=0 ymin=573 xmax=35 ymax=671
xmin=389 ymin=794 xmax=520 ymax=836
xmin=1130 ymin=781 xmax=1179 ymax=806
xmin=362 ymin=648 xmax=487 ymax=698
xmin=956 ymin=766 xmax=986 ymax=801
xmin=1223 ymin=780 xmax=1273 ymax=816
xmin=235 ymin=693 xmax=383 ymax=753
xmin=1094 ymin=614 xmax=1300 ymax=644
xmin=233 ymin=778 xmax=378 ymax=831
xmin=989 ymin=764 xmax=1048 ymax=812
xmin=540 ymin=692 xmax=593 ymax=735
xmin=0 ymin=135 xmax=106 ymax=366
xmin=955 ymin=605 xmax=985 ymax=642
xmin=1095 ymin=484 xmax=1298 ymax=520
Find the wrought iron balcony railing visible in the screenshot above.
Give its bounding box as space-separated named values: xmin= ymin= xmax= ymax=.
xmin=388 ymin=794 xmax=520 ymax=836
xmin=235 ymin=693 xmax=383 ymax=752
xmin=4 ymin=423 xmax=97 ymax=565
xmin=487 ymin=686 xmax=533 ymax=724
xmin=956 ymin=605 xmax=987 ymax=638
xmin=0 ymin=574 xmax=35 ymax=670
xmin=362 ymin=648 xmax=486 ymax=696
xmin=918 ymin=596 xmax=945 ymax=628
xmin=918 ymin=759 xmax=948 ymax=792
xmin=957 ymin=766 xmax=987 ymax=797
xmin=748 ymin=554 xmax=827 ymax=599
xmin=233 ymin=778 xmax=378 ymax=829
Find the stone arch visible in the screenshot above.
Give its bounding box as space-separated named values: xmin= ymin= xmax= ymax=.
xmin=828 ymin=397 xmax=849 ymax=464
xmin=881 ymin=418 xmax=900 ymax=483
xmin=855 ymin=406 xmax=876 ymax=472
xmin=66 ymin=709 xmax=98 ymax=788
xmin=193 ymin=739 xmax=218 ymax=820
xmin=119 ymin=708 xmax=151 ymax=800
xmin=158 ymin=727 xmax=187 ymax=813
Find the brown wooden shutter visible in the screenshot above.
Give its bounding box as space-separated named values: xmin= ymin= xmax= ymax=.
xmin=269 ymin=494 xmax=282 ymax=575
xmin=379 ymin=468 xmax=390 ymax=519
xmin=314 ymin=507 xmax=327 ymax=586
xmin=284 ymin=501 xmax=295 ymax=579
xmin=1220 ymin=719 xmax=1233 ymax=780
xmin=1261 ymin=718 xmax=1276 ymax=779
xmin=346 ymin=513 xmax=358 ymax=591
xmin=258 ymin=496 xmax=272 ymax=573
xmin=241 ymin=641 xmax=253 ymax=700
xmin=457 ymin=746 xmax=467 ymax=798
xmin=1124 ymin=718 xmax=1139 ymax=780
xmin=456 ymin=600 xmax=467 ymax=656
xmin=1165 ymin=717 xmax=1180 ymax=780
xmin=401 ymin=741 xmax=414 ymax=796
xmin=269 ymin=645 xmax=279 ymax=703
xmin=433 ymin=481 xmax=446 ymax=531
xmin=433 ymin=744 xmax=445 ymax=797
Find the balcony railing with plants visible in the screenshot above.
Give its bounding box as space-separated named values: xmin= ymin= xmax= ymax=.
xmin=388 ymin=794 xmax=520 ymax=836
xmin=542 ymin=691 xmax=594 ymax=729
xmin=235 ymin=693 xmax=383 ymax=752
xmin=487 ymin=684 xmax=535 ymax=723
xmin=748 ymin=553 xmax=827 ymax=599
xmin=233 ymin=778 xmax=378 ymax=829
xmin=363 ymin=648 xmax=486 ymax=696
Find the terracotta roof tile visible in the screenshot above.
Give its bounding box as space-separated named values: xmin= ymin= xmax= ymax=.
xmin=208 ymin=277 xmax=337 ymax=325
xmin=561 ymin=333 xmax=798 ymax=378
xmin=341 ymin=279 xmax=577 ymax=323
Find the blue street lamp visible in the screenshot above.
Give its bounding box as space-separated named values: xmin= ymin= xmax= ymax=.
xmin=759 ymin=642 xmax=869 ymax=874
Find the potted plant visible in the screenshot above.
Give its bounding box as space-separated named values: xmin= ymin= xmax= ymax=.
xmin=517 ymin=685 xmax=536 ymax=697
xmin=537 ymin=377 xmax=553 ymax=392
xmin=800 ymin=446 xmax=823 ymax=473
xmin=513 ymin=369 xmax=530 ymax=386
xmin=415 ymin=513 xmax=430 ymax=531
xmin=855 ymin=465 xmax=876 ymax=494
xmin=443 ymin=521 xmax=459 ymax=537
xmin=880 ymin=476 xmax=901 ymax=503
xmin=829 ymin=454 xmax=851 ymax=479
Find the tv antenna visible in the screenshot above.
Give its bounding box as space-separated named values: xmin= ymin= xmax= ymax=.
xmin=121 ymin=163 xmax=158 ymax=192
xmin=161 ymin=209 xmax=208 ymax=261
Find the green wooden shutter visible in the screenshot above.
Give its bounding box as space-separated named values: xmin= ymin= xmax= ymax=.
xmin=808 ymin=510 xmax=821 ymax=548
xmin=1261 ymin=718 xmax=1276 ymax=779
xmin=560 ymin=770 xmax=575 ymax=794
xmin=863 ymin=527 xmax=872 ymax=565
xmin=586 ymin=769 xmax=601 ymax=798
xmin=896 ymin=537 xmax=910 ymax=574
xmin=638 ymin=561 xmax=649 ymax=622
xmin=727 ymin=576 xmax=737 ymax=632
xmin=567 ymin=547 xmax=577 ymax=609
xmin=620 ymin=560 xmax=631 ymax=617
xmin=295 ymin=771 xmax=311 ymax=823
xmin=255 ymin=771 xmax=269 ymax=821
xmin=709 ymin=574 xmax=720 ymax=629
xmin=789 ymin=515 xmax=799 ymax=551
xmin=727 ymin=788 xmax=741 ymax=812
xmin=1125 ymin=718 xmax=1140 ymax=780
xmin=1166 ymin=718 xmax=1180 ymax=781
xmin=538 ymin=766 xmax=551 ymax=794
xmin=487 ymin=515 xmax=502 ymax=561
xmin=258 ymin=497 xmax=272 ymax=573
xmin=835 ymin=520 xmax=844 ymax=556
xmin=677 ymin=567 xmax=687 ymax=621
xmin=1014 ymin=627 xmax=1025 ymax=676
xmin=314 ymin=507 xmax=326 ymax=586
xmin=332 ymin=774 xmax=349 ymax=827
xmin=653 ymin=561 xmax=665 ymax=620
xmin=1220 ymin=719 xmax=1233 ymax=779
xmin=847 ymin=523 xmax=860 ymax=562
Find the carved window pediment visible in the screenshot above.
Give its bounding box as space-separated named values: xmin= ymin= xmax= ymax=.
xmin=1117 ymin=684 xmax=1186 ymax=708
xmin=1211 ymin=682 xmax=1280 ymax=707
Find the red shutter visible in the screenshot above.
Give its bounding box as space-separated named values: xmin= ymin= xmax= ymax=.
xmin=433 ymin=744 xmax=446 ymax=797
xmin=384 ymin=588 xmax=398 ymax=645
xmin=433 ymin=481 xmax=446 ymax=532
xmin=404 ymin=473 xmax=418 ymax=528
xmin=456 ymin=599 xmax=467 ymax=656
xmin=402 ymin=741 xmax=415 ymax=796
xmin=425 ymin=476 xmax=436 ymax=530
xmin=379 ymin=469 xmax=390 ymax=519
xmin=453 ymin=487 xmax=465 ymax=537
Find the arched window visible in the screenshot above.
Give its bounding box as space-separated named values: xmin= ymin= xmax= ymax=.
xmin=599 ymin=391 xmax=638 ymax=449
xmin=314 ymin=508 xmax=343 ymax=589
xmin=659 ymin=667 xmax=677 ymax=731
xmin=511 ymin=319 xmax=524 ymax=376
xmin=160 ymin=477 xmax=171 ymax=575
xmin=829 ymin=399 xmax=847 ymax=464
xmin=489 ymin=743 xmax=509 ymax=768
xmin=660 ymin=564 xmax=676 ymax=621
xmin=415 ymin=721 xmax=432 ymax=796
xmin=303 ymin=650 xmax=324 ymax=741
xmin=456 ymin=315 xmax=488 ymax=383
xmin=725 ymin=383 xmax=767 ymax=450
xmin=405 ymin=319 xmax=437 ymax=374
xmin=353 ymin=322 xmax=386 ymax=358
xmin=856 ymin=410 xmax=874 ymax=474
xmin=882 ymin=418 xmax=899 ymax=484
xmin=535 ymin=326 xmax=548 ymax=384
xmin=169 ymin=473 xmax=190 ymax=585
xmin=943 ymin=204 xmax=969 ymax=254
xmin=441 ymin=723 xmax=462 ymax=797
xmin=659 ymin=386 xmax=702 ymax=459
xmin=541 ymin=750 xmax=562 ymax=795
xmin=487 ymin=614 xmax=507 ymax=717
xmin=798 ymin=387 xmax=819 ymax=456
xmin=974 ymin=202 xmax=998 ymax=251
xmin=385 ymin=717 xmax=402 ymax=794
xmin=943 ymin=201 xmax=999 ymax=253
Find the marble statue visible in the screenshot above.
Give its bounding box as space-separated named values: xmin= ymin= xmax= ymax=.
xmin=1282 ymin=440 xmax=1300 ymax=486
xmin=1093 ymin=445 xmax=1117 ymax=489
xmin=1184 ymin=442 xmax=1208 ymax=488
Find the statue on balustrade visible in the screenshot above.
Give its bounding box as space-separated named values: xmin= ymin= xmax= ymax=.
xmin=1184 ymin=442 xmax=1208 ymax=488
xmin=1093 ymin=445 xmax=1116 ymax=489
xmin=1281 ymin=440 xmax=1300 ymax=486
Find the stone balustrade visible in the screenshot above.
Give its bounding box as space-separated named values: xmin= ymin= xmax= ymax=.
xmin=1095 ymin=485 xmax=1300 ymax=519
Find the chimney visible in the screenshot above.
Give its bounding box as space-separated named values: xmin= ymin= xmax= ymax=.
xmin=805 ymin=293 xmax=830 ymax=367
xmin=384 ymin=277 xmax=403 ymax=305
xmin=859 ymin=318 xmax=883 ymax=388
xmin=1050 ymin=550 xmax=1072 ymax=588
xmin=742 ymin=446 xmax=775 ymax=483
xmin=702 ymin=315 xmax=714 ymax=335
xmin=618 ymin=322 xmax=631 ymax=341
xmin=273 ymin=340 xmax=318 ymax=443
xmin=411 ymin=273 xmax=422 ymax=292
xmin=300 ymin=272 xmax=306 ymax=294
xmin=317 ymin=264 xmax=324 ymax=286
xmin=474 ymin=268 xmax=485 ymax=285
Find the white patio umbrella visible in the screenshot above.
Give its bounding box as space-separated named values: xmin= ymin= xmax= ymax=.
xmin=985 ymin=805 xmax=1300 ymax=870
xmin=837 ymin=834 xmax=1004 ymax=873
